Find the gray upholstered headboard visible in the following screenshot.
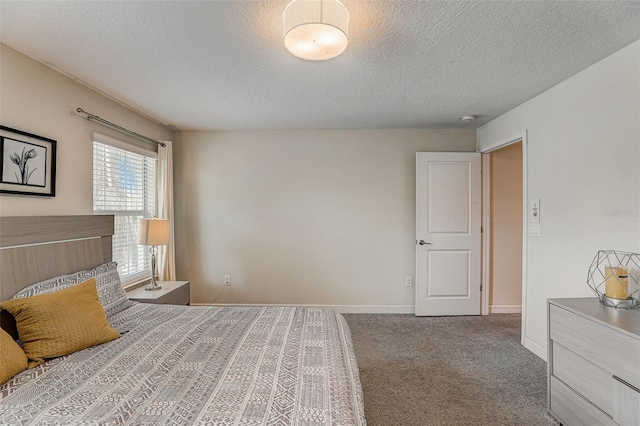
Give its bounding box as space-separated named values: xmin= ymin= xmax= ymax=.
xmin=0 ymin=215 xmax=114 ymax=336
xmin=0 ymin=215 xmax=114 ymax=301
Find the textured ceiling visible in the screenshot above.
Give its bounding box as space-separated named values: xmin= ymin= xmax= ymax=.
xmin=1 ymin=1 xmax=639 ymax=131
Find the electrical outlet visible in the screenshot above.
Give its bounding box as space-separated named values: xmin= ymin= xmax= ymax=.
xmin=405 ymin=276 xmax=413 ymax=287
xmin=224 ymin=275 xmax=231 ymax=286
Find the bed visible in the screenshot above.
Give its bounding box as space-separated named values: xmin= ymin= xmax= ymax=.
xmin=0 ymin=216 xmax=366 ymax=425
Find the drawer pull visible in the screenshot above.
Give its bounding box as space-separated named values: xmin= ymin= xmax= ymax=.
xmin=613 ymin=376 xmax=640 ymax=394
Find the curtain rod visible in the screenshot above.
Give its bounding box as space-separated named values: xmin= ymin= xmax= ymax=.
xmin=76 ymin=107 xmax=166 ymax=148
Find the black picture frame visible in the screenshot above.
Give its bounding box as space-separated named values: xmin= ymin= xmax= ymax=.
xmin=0 ymin=125 xmax=56 ymax=197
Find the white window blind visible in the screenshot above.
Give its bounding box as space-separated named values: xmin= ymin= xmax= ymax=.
xmin=93 ymin=134 xmax=157 ymax=284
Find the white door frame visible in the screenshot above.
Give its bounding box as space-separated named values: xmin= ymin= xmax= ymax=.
xmin=479 ymin=130 xmax=528 ymax=347
xmin=481 ymin=152 xmax=492 ymax=316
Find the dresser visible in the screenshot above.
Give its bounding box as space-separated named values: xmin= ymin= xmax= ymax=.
xmin=547 ymin=298 xmax=640 ymax=425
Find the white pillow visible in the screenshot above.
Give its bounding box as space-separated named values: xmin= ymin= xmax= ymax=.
xmin=10 ymin=262 xmax=134 ymax=318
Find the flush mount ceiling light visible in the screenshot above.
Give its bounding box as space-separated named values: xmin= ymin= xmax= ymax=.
xmin=283 ymin=0 xmax=349 ymax=61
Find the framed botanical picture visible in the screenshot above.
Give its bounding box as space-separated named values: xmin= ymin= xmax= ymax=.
xmin=0 ymin=125 xmax=56 ymax=197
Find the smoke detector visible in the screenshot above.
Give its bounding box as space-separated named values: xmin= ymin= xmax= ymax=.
xmin=460 ymin=115 xmax=476 ymax=122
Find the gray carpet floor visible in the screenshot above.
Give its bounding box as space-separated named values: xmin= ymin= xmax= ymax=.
xmin=343 ymin=314 xmax=556 ymax=426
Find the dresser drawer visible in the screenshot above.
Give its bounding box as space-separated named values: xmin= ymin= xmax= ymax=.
xmin=552 ymin=341 xmax=613 ymax=415
xmin=550 ymin=376 xmax=615 ymax=426
xmin=613 ymin=377 xmax=640 ymax=426
xmin=550 ymin=305 xmax=640 ymax=387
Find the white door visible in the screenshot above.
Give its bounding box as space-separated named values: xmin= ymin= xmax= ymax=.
xmin=415 ymin=152 xmax=481 ymax=316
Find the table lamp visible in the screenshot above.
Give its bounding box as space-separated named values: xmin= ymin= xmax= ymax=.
xmin=138 ymin=218 xmax=169 ymax=291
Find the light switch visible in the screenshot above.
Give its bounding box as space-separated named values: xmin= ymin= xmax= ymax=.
xmin=529 ymin=199 xmax=540 ymax=223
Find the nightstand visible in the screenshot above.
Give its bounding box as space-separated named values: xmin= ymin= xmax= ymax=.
xmin=127 ymin=281 xmax=190 ymax=305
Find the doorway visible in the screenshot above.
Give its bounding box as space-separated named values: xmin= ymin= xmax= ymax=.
xmin=480 ymin=131 xmax=528 ymax=332
xmin=480 ymin=131 xmax=529 ymax=349
xmin=485 ymin=142 xmax=523 ymax=313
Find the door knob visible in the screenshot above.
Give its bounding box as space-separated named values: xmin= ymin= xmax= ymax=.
xmin=418 ymin=240 xmax=432 ymax=245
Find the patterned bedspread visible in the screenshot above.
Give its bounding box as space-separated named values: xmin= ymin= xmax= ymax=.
xmin=0 ymin=304 xmax=366 ymax=425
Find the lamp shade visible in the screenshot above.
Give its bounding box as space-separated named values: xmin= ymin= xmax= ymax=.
xmin=283 ymin=0 xmax=349 ymax=61
xmin=138 ymin=218 xmax=170 ymax=246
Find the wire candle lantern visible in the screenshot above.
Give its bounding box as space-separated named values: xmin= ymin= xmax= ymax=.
xmin=587 ymin=250 xmax=640 ymax=309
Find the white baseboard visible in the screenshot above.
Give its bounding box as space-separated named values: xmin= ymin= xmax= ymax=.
xmin=523 ymin=336 xmax=547 ymax=361
xmin=489 ymin=304 xmax=522 ymax=314
xmin=190 ymin=303 xmax=416 ymax=314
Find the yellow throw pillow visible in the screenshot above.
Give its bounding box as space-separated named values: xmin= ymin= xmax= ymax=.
xmin=0 ymin=327 xmax=28 ymax=385
xmin=1 ymin=278 xmax=120 ymax=368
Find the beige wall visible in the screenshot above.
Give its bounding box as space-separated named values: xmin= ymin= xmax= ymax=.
xmin=489 ymin=143 xmax=522 ymax=309
xmin=174 ymin=129 xmax=476 ymax=309
xmin=477 ymin=40 xmax=640 ymax=359
xmin=0 ymin=44 xmax=173 ymax=216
